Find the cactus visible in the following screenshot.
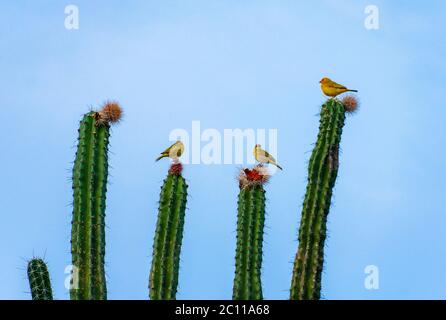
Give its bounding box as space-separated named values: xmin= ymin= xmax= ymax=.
xmin=232 ymin=166 xmax=269 ymax=300
xmin=27 ymin=258 xmax=53 ymax=300
xmin=290 ymin=97 xmax=357 ymax=300
xmin=70 ymin=102 xmax=122 ymax=300
xmin=149 ymin=162 xmax=188 ymax=300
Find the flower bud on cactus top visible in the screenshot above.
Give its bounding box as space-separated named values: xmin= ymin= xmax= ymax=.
xmin=168 ymin=162 xmax=183 ymax=176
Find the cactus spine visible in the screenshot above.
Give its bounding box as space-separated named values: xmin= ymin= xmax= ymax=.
xmin=290 ymin=98 xmax=354 ymax=300
xmin=233 ymin=166 xmax=268 ymax=300
xmin=149 ymin=163 xmax=188 ymax=300
xmin=71 ymin=103 xmax=122 ymax=300
xmin=27 ymin=259 xmax=53 ymax=300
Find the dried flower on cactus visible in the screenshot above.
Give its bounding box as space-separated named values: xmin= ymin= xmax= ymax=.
xmin=341 ymin=95 xmax=359 ymax=114
xmin=98 ymin=101 xmax=123 ymax=125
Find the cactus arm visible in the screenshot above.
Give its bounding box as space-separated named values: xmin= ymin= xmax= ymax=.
xmin=149 ymin=165 xmax=188 ymax=300
xmin=27 ymin=259 xmax=53 ymax=300
xmin=290 ymin=100 xmax=346 ymax=300
xmin=71 ymin=111 xmax=112 ymax=300
xmin=296 ymin=101 xmax=339 ymax=298
xmin=233 ymin=184 xmax=266 ymax=300
xmin=308 ymin=102 xmax=344 ymax=297
xmin=291 ymin=105 xmax=332 ymax=299
xmin=164 ymin=175 xmax=188 ymax=299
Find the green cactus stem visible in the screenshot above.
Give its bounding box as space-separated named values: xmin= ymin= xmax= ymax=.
xmin=70 ymin=102 xmax=122 ymax=300
xmin=232 ymin=166 xmax=269 ymax=300
xmin=290 ymin=97 xmax=357 ymax=300
xmin=27 ymin=258 xmax=53 ymax=300
xmin=149 ymin=162 xmax=188 ymax=300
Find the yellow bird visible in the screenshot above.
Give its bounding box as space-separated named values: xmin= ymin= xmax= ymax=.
xmin=156 ymin=140 xmax=184 ymax=162
xmin=254 ymin=144 xmax=283 ymax=170
xmin=320 ymin=77 xmax=358 ymax=97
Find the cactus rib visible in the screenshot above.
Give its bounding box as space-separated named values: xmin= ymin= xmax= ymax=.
xmin=233 ymin=183 xmax=266 ymax=300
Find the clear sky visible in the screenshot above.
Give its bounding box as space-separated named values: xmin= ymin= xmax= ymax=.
xmin=1 ymin=1 xmax=445 ymax=299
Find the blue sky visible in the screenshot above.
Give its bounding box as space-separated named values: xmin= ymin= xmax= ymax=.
xmin=1 ymin=1 xmax=445 ymax=299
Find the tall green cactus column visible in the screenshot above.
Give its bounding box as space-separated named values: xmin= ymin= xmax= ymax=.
xmin=290 ymin=97 xmax=358 ymax=300
xmin=27 ymin=258 xmax=53 ymax=300
xmin=232 ymin=166 xmax=269 ymax=300
xmin=70 ymin=102 xmax=122 ymax=300
xmin=149 ymin=163 xmax=188 ymax=300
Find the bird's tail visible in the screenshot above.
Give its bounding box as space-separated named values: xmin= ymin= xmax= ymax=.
xmin=348 ymin=89 xmax=358 ymax=92
xmin=155 ymin=153 xmax=167 ymax=162
xmin=275 ymin=163 xmax=283 ymax=170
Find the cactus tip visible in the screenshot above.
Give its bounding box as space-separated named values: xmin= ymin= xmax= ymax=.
xmin=169 ymin=162 xmax=183 ymax=175
xmin=98 ymin=100 xmax=123 ymax=124
xmin=341 ymin=95 xmax=359 ymax=114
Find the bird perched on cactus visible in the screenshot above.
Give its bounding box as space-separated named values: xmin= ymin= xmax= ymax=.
xmin=320 ymin=77 xmax=358 ymax=98
xmin=156 ymin=140 xmax=184 ymax=162
xmin=253 ymin=144 xmax=283 ymax=170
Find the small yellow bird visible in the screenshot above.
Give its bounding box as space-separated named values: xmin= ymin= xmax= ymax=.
xmin=156 ymin=140 xmax=184 ymax=162
xmin=253 ymin=144 xmax=283 ymax=170
xmin=320 ymin=77 xmax=358 ymax=97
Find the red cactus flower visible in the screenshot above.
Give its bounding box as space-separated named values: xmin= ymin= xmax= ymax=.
xmin=169 ymin=162 xmax=183 ymax=175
